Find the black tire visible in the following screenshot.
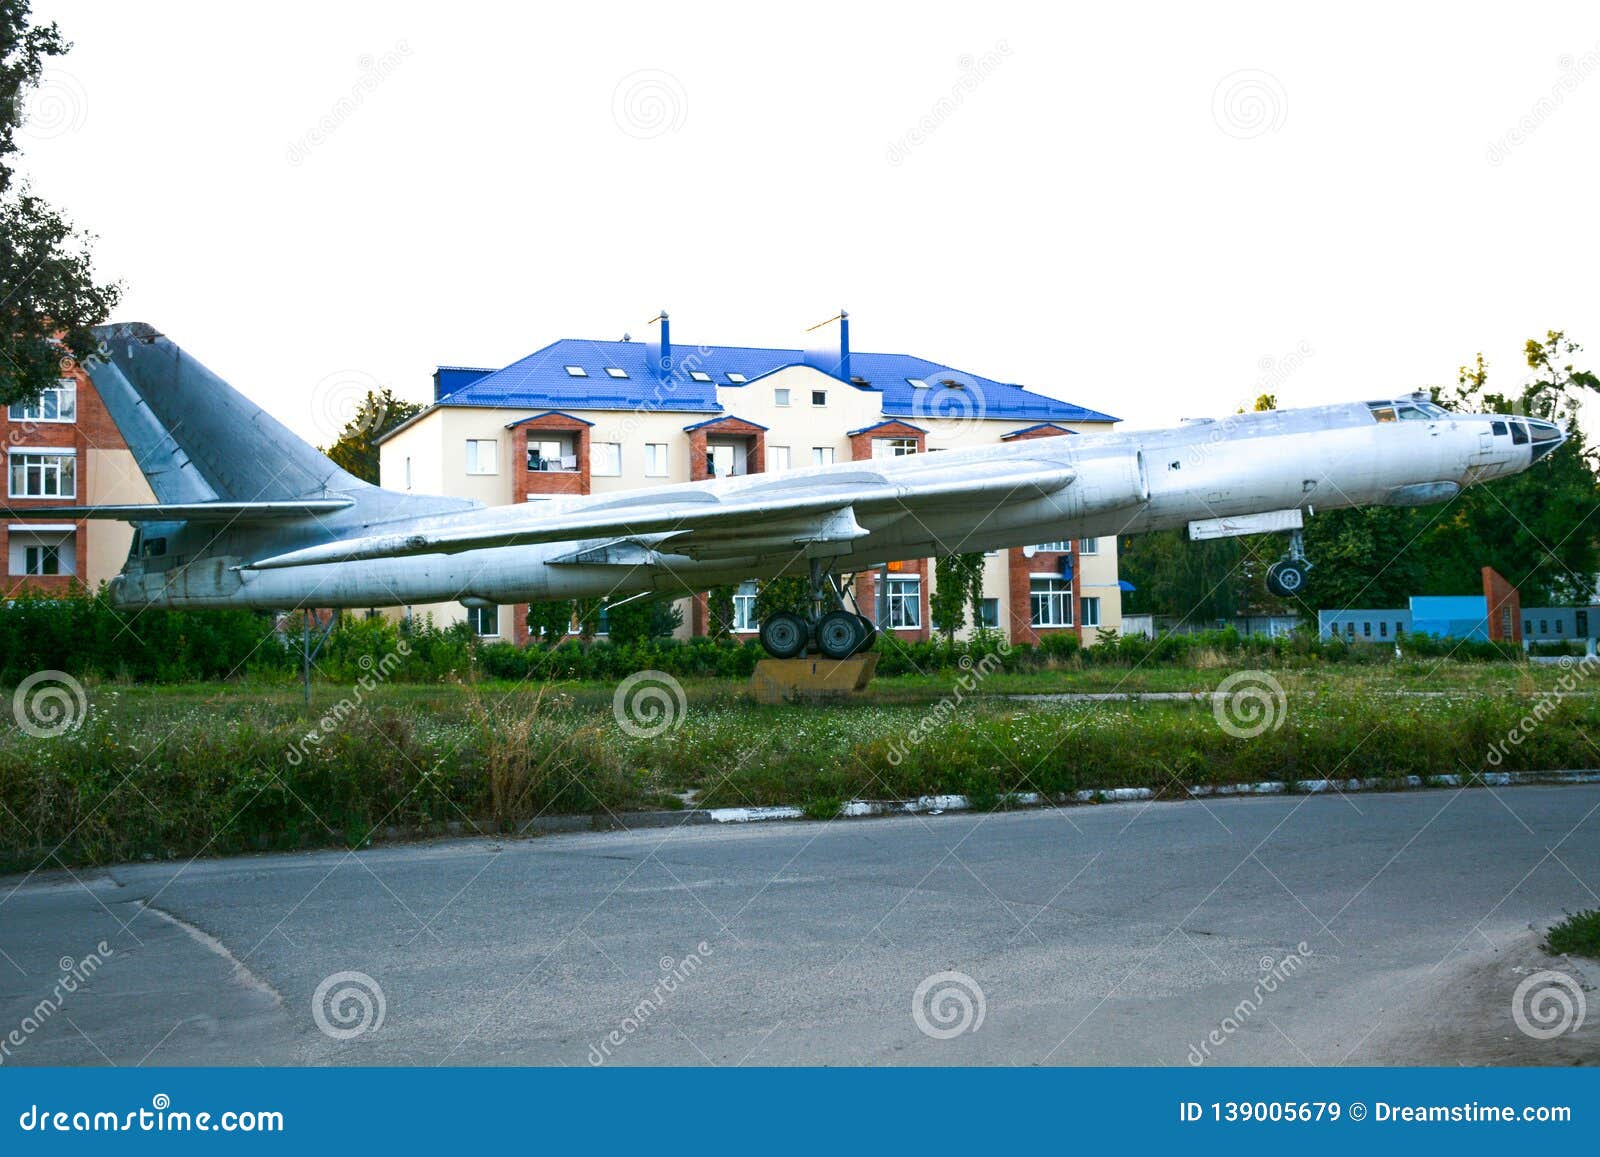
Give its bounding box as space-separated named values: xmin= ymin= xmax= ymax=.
xmin=1266 ymin=560 xmax=1307 ymax=598
xmin=850 ymin=614 xmax=878 ymax=654
xmin=760 ymin=612 xmax=810 ymax=659
xmin=816 ymin=611 xmax=864 ymax=659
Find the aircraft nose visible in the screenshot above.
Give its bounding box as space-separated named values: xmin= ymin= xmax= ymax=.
xmin=1527 ymin=417 xmax=1565 ymax=463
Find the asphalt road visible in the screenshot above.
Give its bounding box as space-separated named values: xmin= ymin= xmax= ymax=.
xmin=2 ymin=786 xmax=1598 ymax=1066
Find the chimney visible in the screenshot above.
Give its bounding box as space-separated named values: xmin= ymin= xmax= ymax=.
xmin=645 ymin=310 xmax=672 ymax=379
xmin=803 ymin=309 xmax=850 ymax=381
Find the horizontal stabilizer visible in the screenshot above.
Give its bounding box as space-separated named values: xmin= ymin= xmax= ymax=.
xmin=246 ymin=461 xmax=1075 ymax=570
xmin=2 ymin=500 xmax=355 ymax=522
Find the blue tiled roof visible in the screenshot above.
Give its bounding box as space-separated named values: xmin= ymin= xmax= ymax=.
xmin=429 ymin=337 xmax=1117 ymax=423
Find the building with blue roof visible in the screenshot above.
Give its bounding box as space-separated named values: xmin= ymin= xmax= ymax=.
xmin=379 ymin=312 xmax=1122 ymax=646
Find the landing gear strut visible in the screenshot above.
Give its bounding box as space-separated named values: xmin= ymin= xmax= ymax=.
xmin=756 ymin=560 xmax=878 ymax=659
xmin=1265 ymin=528 xmax=1312 ymax=598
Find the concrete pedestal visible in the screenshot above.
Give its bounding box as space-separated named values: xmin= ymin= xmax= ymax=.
xmin=751 ymin=653 xmax=879 ymax=705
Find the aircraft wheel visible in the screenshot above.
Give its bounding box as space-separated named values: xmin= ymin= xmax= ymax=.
xmin=1266 ymin=559 xmax=1307 ymax=598
xmin=850 ymin=614 xmax=878 ymax=654
xmin=816 ymin=611 xmax=865 ymax=660
xmin=760 ymin=612 xmax=810 ymax=659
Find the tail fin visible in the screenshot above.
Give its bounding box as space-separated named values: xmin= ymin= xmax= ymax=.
xmin=88 ymin=322 xmax=370 ymax=504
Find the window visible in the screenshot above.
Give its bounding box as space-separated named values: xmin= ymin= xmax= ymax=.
xmin=768 ymin=446 xmax=791 ymax=473
xmin=527 ymin=437 xmax=577 ymax=472
xmin=887 ymin=575 xmax=921 ymax=628
xmin=1396 ymin=404 xmax=1429 ymax=421
xmin=1492 ymin=420 xmax=1508 ymax=436
xmin=1363 ymin=621 xmax=1372 ymax=637
xmin=811 ymin=447 xmax=834 ymax=467
xmin=1030 ymin=578 xmax=1073 ymax=627
xmin=732 ymin=581 xmax=758 ymax=632
xmin=1524 ymin=619 xmax=1532 ymax=636
xmin=774 ymin=388 xmax=791 ymax=407
xmin=689 ymin=371 xmax=712 ymax=382
xmin=564 ymin=365 xmax=587 ymax=377
xmin=7 ymin=379 xmax=76 ymax=423
xmin=725 ymin=372 xmax=747 ymax=383
xmin=644 ymin=443 xmax=669 ymax=477
xmin=1556 ymin=619 xmax=1565 ymax=635
xmin=1510 ymin=420 xmax=1529 ymax=445
xmin=872 ymin=437 xmax=919 ymax=458
xmin=1032 ymin=541 xmax=1071 ymax=552
xmin=466 ymin=604 xmax=499 ymax=637
xmin=1540 ymin=620 xmax=1548 ymax=635
xmin=465 ymin=439 xmax=498 ymax=475
xmin=1081 ymin=596 xmax=1101 ymax=628
xmin=8 ymin=532 xmax=74 ymax=577
xmin=1346 ymin=622 xmax=1356 ymax=638
xmin=1370 ymin=406 xmax=1397 ymax=422
xmin=1077 ymin=537 xmax=1099 ymax=555
xmin=907 ymin=378 xmax=929 ymax=389
xmin=706 ymin=443 xmax=742 ymax=477
xmin=592 ymin=442 xmax=622 ymax=476
xmin=1395 ymin=621 xmax=1404 ymax=638
xmin=604 ymin=367 xmax=628 ymax=379
xmin=811 ymin=390 xmax=827 ymax=407
xmin=8 ymin=450 xmax=76 ymax=498
xmin=1379 ymin=621 xmax=1388 ymax=638
xmin=979 ymin=598 xmax=1000 ymax=629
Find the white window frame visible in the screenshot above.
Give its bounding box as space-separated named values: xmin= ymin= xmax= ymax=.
xmin=725 ymin=372 xmax=747 ymax=383
xmin=604 ymin=367 xmax=628 ymax=379
xmin=527 ymin=436 xmax=577 ymax=472
xmin=872 ymin=437 xmax=918 ymax=459
xmin=644 ymin=443 xmax=669 ymax=477
xmin=811 ymin=446 xmax=835 ymax=467
xmin=1080 ymin=595 xmax=1101 ymax=627
xmin=7 ymin=378 xmax=76 ymax=424
xmin=8 ymin=530 xmax=76 ymax=577
xmin=732 ymin=581 xmax=758 ymax=633
xmin=8 ymin=449 xmax=77 ymax=499
xmin=811 ymin=389 xmax=828 ymax=407
xmin=768 ymin=446 xmax=791 ymax=473
xmin=774 ymin=387 xmax=791 ymax=407
xmin=564 ymin=365 xmax=587 ymax=377
xmin=466 ymin=604 xmax=500 ymax=638
xmin=886 ymin=575 xmax=921 ymax=629
xmin=592 ymin=441 xmax=622 ymax=477
xmin=689 ymin=370 xmax=712 ymax=383
xmin=1032 ymin=541 xmax=1071 ymax=552
xmin=1030 ymin=577 xmax=1073 ymax=627
xmin=979 ymin=597 xmax=1000 ymax=629
xmin=464 ymin=439 xmax=499 ymax=475
xmin=1077 ymin=537 xmax=1099 ymax=555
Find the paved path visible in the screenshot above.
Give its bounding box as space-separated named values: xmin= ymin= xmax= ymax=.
xmin=2 ymin=786 xmax=1597 ymax=1066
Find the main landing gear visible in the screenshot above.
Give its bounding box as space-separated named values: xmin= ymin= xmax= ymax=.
xmin=1265 ymin=528 xmax=1312 ymax=598
xmin=758 ymin=559 xmax=878 ymax=660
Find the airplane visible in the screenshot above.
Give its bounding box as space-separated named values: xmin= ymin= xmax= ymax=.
xmin=3 ymin=322 xmax=1567 ymax=660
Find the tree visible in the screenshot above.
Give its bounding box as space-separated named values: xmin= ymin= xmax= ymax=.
xmin=1 ymin=2 xmax=121 ymax=407
xmin=603 ymin=597 xmax=681 ymax=646
xmin=526 ymin=600 xmax=574 ymax=647
xmin=321 ymin=388 xmax=423 ymax=483
xmin=931 ymin=552 xmax=985 ymax=641
xmin=704 ymin=586 xmax=736 ymax=639
xmin=754 ymin=575 xmax=809 ymax=622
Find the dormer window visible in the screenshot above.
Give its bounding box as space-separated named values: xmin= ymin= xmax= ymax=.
xmin=564 ymin=366 xmax=587 ymax=377
xmin=726 ymin=372 xmax=747 ymax=383
xmin=604 ymin=367 xmax=628 ymax=379
xmin=689 ymin=371 xmax=712 ymax=382
xmin=907 ymin=378 xmax=929 ymax=389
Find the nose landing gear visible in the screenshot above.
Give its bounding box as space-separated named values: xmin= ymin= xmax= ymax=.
xmin=757 ymin=560 xmax=879 ymax=659
xmin=1265 ymin=528 xmax=1312 ymax=598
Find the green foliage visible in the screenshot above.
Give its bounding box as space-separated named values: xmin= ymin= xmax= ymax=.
xmin=931 ymin=552 xmax=985 ymax=641
xmin=1 ymin=2 xmax=120 ymax=407
xmin=602 ymin=597 xmax=681 ymax=646
xmin=320 ymin=387 xmax=423 ymax=483
xmin=705 ymin=586 xmax=736 ymax=639
xmin=754 ymin=576 xmax=809 ymax=621
xmin=1544 ymin=909 xmax=1600 ymax=959
xmin=526 ymin=600 xmax=574 ymax=647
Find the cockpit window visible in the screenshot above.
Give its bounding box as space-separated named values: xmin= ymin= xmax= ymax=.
xmin=1370 ymin=406 xmax=1397 ymax=423
xmin=1417 ymin=402 xmax=1449 ymax=419
xmin=1396 ymin=404 xmax=1431 ymax=421
xmin=1369 ymin=399 xmax=1447 ymax=422
xmin=1491 ymin=420 xmax=1507 ymax=436
xmin=1510 ymin=420 xmax=1529 ymax=445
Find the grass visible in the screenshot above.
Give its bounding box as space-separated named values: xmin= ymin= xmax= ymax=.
xmin=1545 ymin=910 xmax=1600 ymax=958
xmin=3 ymin=661 xmax=1599 ymax=872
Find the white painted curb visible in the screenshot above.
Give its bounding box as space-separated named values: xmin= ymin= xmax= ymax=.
xmin=701 ymin=770 xmax=1600 ymax=823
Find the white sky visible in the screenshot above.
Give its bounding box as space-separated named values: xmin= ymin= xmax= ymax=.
xmin=18 ymin=1 xmax=1600 ymax=444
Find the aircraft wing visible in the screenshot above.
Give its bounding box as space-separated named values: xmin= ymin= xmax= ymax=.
xmin=246 ymin=460 xmax=1074 ymax=570
xmin=1 ymin=501 xmax=355 ymax=522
